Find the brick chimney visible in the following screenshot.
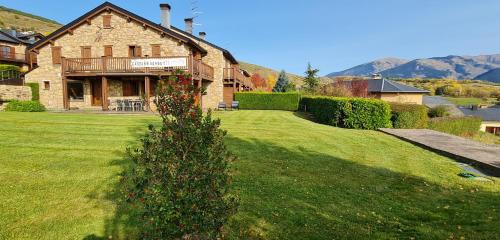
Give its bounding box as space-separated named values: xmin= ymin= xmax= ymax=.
xmin=184 ymin=18 xmax=193 ymax=34
xmin=199 ymin=32 xmax=206 ymax=40
xmin=159 ymin=4 xmax=171 ymax=29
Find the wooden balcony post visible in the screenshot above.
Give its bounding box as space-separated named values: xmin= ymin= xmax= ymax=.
xmin=102 ymin=76 xmax=109 ymax=111
xmin=62 ymin=76 xmax=69 ymax=110
xmin=101 ymin=56 xmax=107 ymax=74
xmin=145 ymin=76 xmax=151 ymax=110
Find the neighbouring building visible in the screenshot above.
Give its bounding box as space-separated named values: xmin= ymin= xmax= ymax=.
xmin=367 ymin=77 xmax=429 ymax=105
xmin=25 ymin=2 xmax=252 ymax=111
xmin=0 ymin=29 xmax=40 ymax=70
xmin=460 ymin=106 xmax=500 ymax=135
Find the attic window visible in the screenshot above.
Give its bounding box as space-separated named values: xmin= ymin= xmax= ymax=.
xmin=103 ymin=15 xmax=112 ymax=28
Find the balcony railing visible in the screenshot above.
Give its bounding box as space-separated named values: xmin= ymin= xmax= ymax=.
xmin=0 ymin=51 xmax=26 ymax=63
xmin=62 ymin=56 xmax=215 ymax=81
xmin=224 ymin=67 xmax=254 ymax=89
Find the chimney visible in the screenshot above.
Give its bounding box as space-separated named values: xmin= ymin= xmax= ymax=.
xmin=199 ymin=32 xmax=206 ymax=40
xmin=159 ymin=3 xmax=171 ymax=29
xmin=372 ymin=73 xmax=382 ymax=80
xmin=10 ymin=29 xmax=17 ymax=37
xmin=184 ymin=18 xmax=193 ymax=34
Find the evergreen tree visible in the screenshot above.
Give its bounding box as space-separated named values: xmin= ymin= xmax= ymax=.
xmin=273 ymin=70 xmax=290 ymax=92
xmin=124 ymin=71 xmax=238 ymax=239
xmin=303 ymin=62 xmax=320 ymax=93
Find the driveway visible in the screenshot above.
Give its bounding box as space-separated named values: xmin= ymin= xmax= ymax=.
xmin=380 ymin=128 xmax=500 ymax=176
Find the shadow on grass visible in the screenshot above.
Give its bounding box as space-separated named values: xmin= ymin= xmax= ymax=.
xmin=83 ymin=124 xmax=500 ymax=239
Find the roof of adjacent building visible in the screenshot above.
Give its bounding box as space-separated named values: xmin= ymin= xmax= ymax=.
xmin=28 ymin=2 xmax=207 ymax=55
xmin=368 ymin=78 xmax=429 ymax=93
xmin=170 ymin=26 xmax=238 ymax=64
xmin=0 ymin=29 xmax=42 ymax=45
xmin=460 ymin=106 xmax=500 ymax=121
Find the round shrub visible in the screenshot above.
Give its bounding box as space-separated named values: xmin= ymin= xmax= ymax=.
xmin=4 ymin=100 xmax=46 ymax=112
xmin=390 ymin=103 xmax=429 ymax=129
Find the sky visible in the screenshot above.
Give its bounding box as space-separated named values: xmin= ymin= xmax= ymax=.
xmin=1 ymin=0 xmax=500 ymax=75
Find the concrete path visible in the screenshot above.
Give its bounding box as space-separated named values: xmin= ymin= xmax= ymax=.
xmin=379 ymin=128 xmax=500 ymax=176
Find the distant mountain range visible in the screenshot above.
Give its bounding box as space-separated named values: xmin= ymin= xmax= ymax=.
xmin=327 ymin=54 xmax=500 ymax=81
xmin=474 ymin=68 xmax=500 ymax=83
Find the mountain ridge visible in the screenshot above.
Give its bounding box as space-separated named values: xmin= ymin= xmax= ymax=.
xmin=327 ymin=54 xmax=500 ymax=81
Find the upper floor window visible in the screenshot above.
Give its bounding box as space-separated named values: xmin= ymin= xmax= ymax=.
xmin=128 ymin=45 xmax=142 ymax=57
xmin=151 ymin=44 xmax=161 ymax=57
xmin=104 ymin=45 xmax=113 ymax=57
xmin=103 ymin=15 xmax=112 ymax=28
xmin=51 ymin=46 xmax=61 ymax=64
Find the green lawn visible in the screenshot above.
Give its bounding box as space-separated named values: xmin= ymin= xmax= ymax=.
xmin=0 ymin=111 xmax=499 ymax=239
xmin=443 ymin=97 xmax=495 ymax=106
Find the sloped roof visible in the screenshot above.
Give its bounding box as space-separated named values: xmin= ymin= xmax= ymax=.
xmin=170 ymin=26 xmax=238 ymax=64
xmin=28 ymin=2 xmax=206 ymax=55
xmin=0 ymin=30 xmax=19 ymax=44
xmin=368 ymin=78 xmax=429 ymax=93
xmin=460 ymin=106 xmax=500 ymax=121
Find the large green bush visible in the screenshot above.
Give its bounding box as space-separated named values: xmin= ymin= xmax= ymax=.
xmin=25 ymin=83 xmax=40 ymax=101
xmin=235 ymin=92 xmax=300 ymax=111
xmin=0 ymin=64 xmax=20 ymax=72
xmin=4 ymin=101 xmax=45 ymax=112
xmin=301 ymin=96 xmax=392 ymax=130
xmin=428 ymin=116 xmax=482 ymax=137
xmin=390 ymin=103 xmax=429 ymax=129
xmin=124 ymin=72 xmax=237 ymax=239
xmin=428 ymin=105 xmax=449 ymax=118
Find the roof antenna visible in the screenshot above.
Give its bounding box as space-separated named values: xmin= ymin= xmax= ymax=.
xmin=190 ymin=0 xmax=203 ymax=27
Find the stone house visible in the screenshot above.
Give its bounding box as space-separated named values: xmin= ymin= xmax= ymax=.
xmin=0 ymin=29 xmax=40 ymax=71
xmin=25 ymin=2 xmax=252 ymax=111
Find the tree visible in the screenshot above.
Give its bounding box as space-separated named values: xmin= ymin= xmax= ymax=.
xmin=124 ymin=71 xmax=238 ymax=239
xmin=250 ymin=73 xmax=267 ymax=89
xmin=266 ymin=75 xmax=277 ymax=92
xmin=273 ymin=70 xmax=290 ymax=92
xmin=303 ymin=62 xmax=320 ymax=93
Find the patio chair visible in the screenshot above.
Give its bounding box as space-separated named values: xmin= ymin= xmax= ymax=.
xmin=108 ymin=100 xmax=118 ymax=111
xmin=133 ymin=100 xmax=144 ymax=112
xmin=218 ymin=102 xmax=227 ymax=110
xmin=123 ymin=99 xmax=133 ymax=111
xmin=116 ymin=99 xmax=124 ymax=111
xmin=231 ymin=101 xmax=239 ymax=110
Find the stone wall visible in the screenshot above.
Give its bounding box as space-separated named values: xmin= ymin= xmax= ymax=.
xmin=0 ymin=85 xmax=32 ymax=101
xmin=25 ymin=10 xmax=193 ymax=110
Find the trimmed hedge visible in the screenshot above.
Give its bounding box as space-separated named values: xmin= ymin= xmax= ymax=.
xmin=25 ymin=83 xmax=40 ymax=101
xmin=234 ymin=92 xmax=300 ymax=111
xmin=390 ymin=103 xmax=429 ymax=129
xmin=5 ymin=100 xmax=46 ymax=112
xmin=428 ymin=116 xmax=481 ymax=137
xmin=301 ymin=96 xmax=392 ymax=130
xmin=428 ymin=105 xmax=449 ymax=118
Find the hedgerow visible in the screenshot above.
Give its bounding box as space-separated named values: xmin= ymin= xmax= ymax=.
xmin=234 ymin=92 xmax=300 ymax=111
xmin=390 ymin=103 xmax=429 ymax=129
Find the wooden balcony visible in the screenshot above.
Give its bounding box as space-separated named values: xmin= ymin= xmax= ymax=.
xmin=0 ymin=51 xmax=26 ymax=63
xmin=224 ymin=67 xmax=254 ymax=89
xmin=62 ymin=56 xmax=214 ymax=80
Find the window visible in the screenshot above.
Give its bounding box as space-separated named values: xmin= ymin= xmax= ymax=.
xmin=122 ymin=81 xmax=139 ymax=96
xmin=68 ymin=82 xmax=84 ymax=100
xmin=43 ymin=81 xmax=50 ymax=90
xmin=0 ymin=45 xmax=14 ymax=59
xmin=128 ymin=45 xmax=142 ymax=57
xmin=51 ymin=47 xmax=61 ymax=64
xmin=151 ymin=44 xmax=161 ymax=57
xmin=104 ymin=45 xmax=113 ymax=57
xmin=103 ymin=15 xmax=112 ymax=28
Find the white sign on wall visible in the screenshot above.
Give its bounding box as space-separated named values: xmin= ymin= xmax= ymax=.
xmin=130 ymin=58 xmax=187 ymax=68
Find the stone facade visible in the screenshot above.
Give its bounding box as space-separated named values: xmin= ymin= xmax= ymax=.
xmin=0 ymin=85 xmax=32 ymax=101
xmin=0 ymin=41 xmax=29 ymax=70
xmin=25 ymin=10 xmax=196 ymax=110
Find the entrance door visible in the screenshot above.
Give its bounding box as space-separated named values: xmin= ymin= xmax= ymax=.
xmin=223 ymin=86 xmax=234 ymax=106
xmin=91 ymin=79 xmax=102 ymax=106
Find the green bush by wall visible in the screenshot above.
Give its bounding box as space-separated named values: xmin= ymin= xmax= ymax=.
xmin=301 ymin=96 xmax=392 ymax=130
xmin=25 ymin=83 xmax=40 ymax=101
xmin=5 ymin=100 xmax=46 ymax=112
xmin=428 ymin=116 xmax=482 ymax=137
xmin=234 ymin=92 xmax=300 ymax=111
xmin=0 ymin=64 xmax=20 ymax=72
xmin=390 ymin=103 xmax=429 ymax=129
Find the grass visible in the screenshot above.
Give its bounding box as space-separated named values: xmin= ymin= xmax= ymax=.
xmin=443 ymin=97 xmax=489 ymax=106
xmin=0 ymin=111 xmax=499 ymax=239
xmin=0 ymin=6 xmax=61 ymax=34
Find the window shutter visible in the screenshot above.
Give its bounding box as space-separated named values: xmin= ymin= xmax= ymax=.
xmin=151 ymin=45 xmax=161 ymax=57
xmin=10 ymin=47 xmax=15 ymax=59
xmin=81 ymin=47 xmax=91 ymax=58
xmin=51 ymin=47 xmax=61 ymax=64
xmin=135 ymin=46 xmax=142 ymax=57
xmin=103 ymin=15 xmax=111 ymax=28
xmin=104 ymin=46 xmax=113 ymax=57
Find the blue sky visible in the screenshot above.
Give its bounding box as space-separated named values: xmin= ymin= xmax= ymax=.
xmin=1 ymin=0 xmax=500 ymax=75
